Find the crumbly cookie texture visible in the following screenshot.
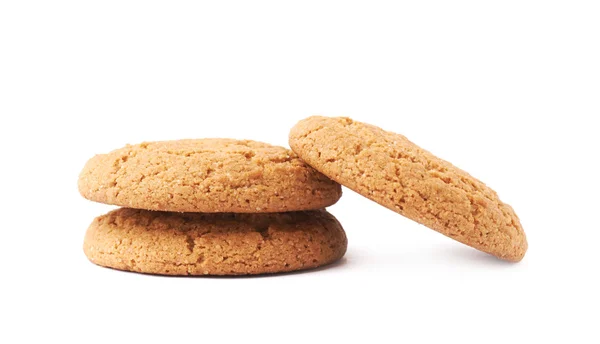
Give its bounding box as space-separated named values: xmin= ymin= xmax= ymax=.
xmin=78 ymin=139 xmax=341 ymax=213
xmin=83 ymin=208 xmax=347 ymax=276
xmin=289 ymin=116 xmax=527 ymax=262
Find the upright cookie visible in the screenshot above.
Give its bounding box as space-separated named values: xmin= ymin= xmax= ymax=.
xmin=289 ymin=116 xmax=527 ymax=261
xmin=84 ymin=208 xmax=347 ymax=276
xmin=79 ymin=139 xmax=341 ymax=213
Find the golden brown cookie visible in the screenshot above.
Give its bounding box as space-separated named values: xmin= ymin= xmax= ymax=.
xmin=289 ymin=116 xmax=527 ymax=262
xmin=83 ymin=208 xmax=347 ymax=276
xmin=78 ymin=139 xmax=341 ymax=213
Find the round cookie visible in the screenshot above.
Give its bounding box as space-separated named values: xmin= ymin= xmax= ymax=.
xmin=83 ymin=208 xmax=347 ymax=276
xmin=289 ymin=116 xmax=527 ymax=262
xmin=78 ymin=139 xmax=341 ymax=213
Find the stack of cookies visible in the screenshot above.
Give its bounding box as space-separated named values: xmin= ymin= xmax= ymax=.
xmin=79 ymin=116 xmax=528 ymax=276
xmin=78 ymin=139 xmax=348 ymax=275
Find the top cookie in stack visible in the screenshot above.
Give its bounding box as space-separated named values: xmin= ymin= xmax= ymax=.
xmin=78 ymin=138 xmax=342 ymax=213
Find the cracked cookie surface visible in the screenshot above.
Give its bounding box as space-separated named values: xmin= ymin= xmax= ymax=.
xmin=78 ymin=139 xmax=342 ymax=213
xmin=289 ymin=116 xmax=527 ymax=262
xmin=83 ymin=208 xmax=347 ymax=275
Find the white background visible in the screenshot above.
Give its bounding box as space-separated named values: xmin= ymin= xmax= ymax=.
xmin=1 ymin=1 xmax=599 ymax=343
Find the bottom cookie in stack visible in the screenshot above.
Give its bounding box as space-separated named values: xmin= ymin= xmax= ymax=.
xmin=83 ymin=208 xmax=347 ymax=276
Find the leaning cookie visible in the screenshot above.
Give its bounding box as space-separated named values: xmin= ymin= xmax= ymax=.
xmin=289 ymin=116 xmax=527 ymax=262
xmin=83 ymin=208 xmax=347 ymax=276
xmin=78 ymin=139 xmax=341 ymax=213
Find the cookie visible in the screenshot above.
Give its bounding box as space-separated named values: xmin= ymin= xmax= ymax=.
xmin=78 ymin=139 xmax=342 ymax=213
xmin=289 ymin=116 xmax=527 ymax=262
xmin=83 ymin=208 xmax=347 ymax=276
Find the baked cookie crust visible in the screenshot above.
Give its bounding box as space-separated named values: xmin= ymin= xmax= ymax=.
xmin=290 ymin=116 xmax=527 ymax=261
xmin=84 ymin=208 xmax=347 ymax=275
xmin=79 ymin=139 xmax=341 ymax=213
